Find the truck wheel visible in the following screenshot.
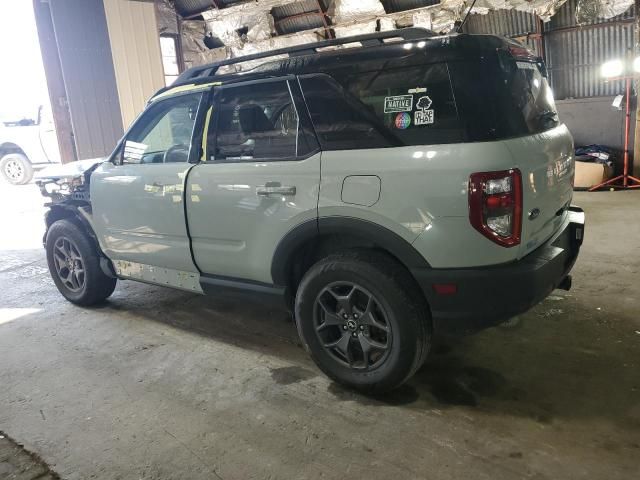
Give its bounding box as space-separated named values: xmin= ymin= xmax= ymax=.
xmin=0 ymin=153 xmax=34 ymax=185
xmin=46 ymin=219 xmax=117 ymax=306
xmin=295 ymin=250 xmax=430 ymax=393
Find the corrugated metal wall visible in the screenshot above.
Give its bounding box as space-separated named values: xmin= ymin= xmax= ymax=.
xmin=545 ymin=0 xmax=635 ymax=99
xmin=48 ymin=0 xmax=123 ymax=160
xmin=465 ymin=9 xmax=540 ymax=55
xmin=466 ymin=0 xmax=635 ymax=100
xmin=103 ymin=0 xmax=166 ymax=129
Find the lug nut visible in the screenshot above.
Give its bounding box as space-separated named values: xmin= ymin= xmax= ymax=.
xmin=359 ymin=325 xmax=365 ymax=330
xmin=352 ymin=333 xmax=357 ymax=337
xmin=343 ymin=314 xmax=348 ymax=319
xmin=354 ymin=314 xmax=359 ymax=319
xmin=342 ymin=325 xmax=348 ymax=330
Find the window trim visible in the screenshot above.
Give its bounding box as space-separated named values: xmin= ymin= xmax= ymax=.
xmin=204 ymin=76 xmax=320 ymax=164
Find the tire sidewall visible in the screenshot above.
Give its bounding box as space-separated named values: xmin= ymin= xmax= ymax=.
xmin=46 ymin=219 xmax=109 ymax=305
xmin=295 ymin=256 xmax=425 ymax=392
xmin=1 ymin=153 xmax=33 ymax=185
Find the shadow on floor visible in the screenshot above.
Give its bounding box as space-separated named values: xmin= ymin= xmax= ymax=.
xmin=93 ymin=281 xmax=640 ymax=432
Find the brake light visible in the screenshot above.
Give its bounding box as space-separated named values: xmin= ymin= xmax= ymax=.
xmin=508 ymin=45 xmax=536 ymax=60
xmin=469 ymin=169 xmax=522 ymax=247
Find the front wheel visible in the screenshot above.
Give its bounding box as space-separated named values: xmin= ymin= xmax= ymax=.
xmin=295 ymin=250 xmax=430 ymax=393
xmin=46 ymin=219 xmax=117 ymax=305
xmin=0 ymin=153 xmax=34 ymax=185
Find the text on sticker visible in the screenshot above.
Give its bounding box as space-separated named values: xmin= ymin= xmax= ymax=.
xmin=384 ymin=95 xmax=414 ymax=113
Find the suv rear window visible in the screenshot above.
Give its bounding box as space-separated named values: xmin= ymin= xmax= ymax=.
xmin=448 ymin=54 xmax=559 ymax=141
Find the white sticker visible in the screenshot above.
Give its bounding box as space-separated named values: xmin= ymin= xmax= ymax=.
xmin=384 ymin=95 xmax=414 ymax=113
xmin=408 ymin=87 xmax=427 ymax=94
xmin=414 ymin=96 xmax=434 ymax=125
xmin=124 ymin=141 xmax=148 ymax=162
xmin=516 ymin=61 xmax=536 ymax=70
xmin=415 ymin=110 xmax=434 ymax=125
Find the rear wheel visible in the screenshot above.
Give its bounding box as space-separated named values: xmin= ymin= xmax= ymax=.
xmin=46 ymin=219 xmax=117 ymax=305
xmin=295 ymin=250 xmax=430 ymax=393
xmin=0 ymin=153 xmax=33 ymax=185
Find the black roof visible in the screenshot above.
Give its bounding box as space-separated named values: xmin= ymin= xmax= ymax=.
xmin=154 ymin=29 xmax=522 ymax=98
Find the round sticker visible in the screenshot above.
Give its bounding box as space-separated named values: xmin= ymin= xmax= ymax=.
xmin=395 ymin=112 xmax=411 ymax=130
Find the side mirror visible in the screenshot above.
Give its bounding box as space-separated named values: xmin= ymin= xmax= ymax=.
xmin=108 ymin=142 xmax=124 ymax=165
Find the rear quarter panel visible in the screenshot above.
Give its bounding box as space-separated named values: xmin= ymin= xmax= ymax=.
xmin=319 ymin=124 xmax=574 ymax=269
xmin=319 ymin=141 xmax=526 ymax=268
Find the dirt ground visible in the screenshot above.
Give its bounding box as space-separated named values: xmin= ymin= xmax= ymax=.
xmin=0 ymin=183 xmax=638 ymax=480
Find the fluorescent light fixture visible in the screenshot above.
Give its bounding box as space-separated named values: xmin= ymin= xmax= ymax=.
xmin=634 ymin=56 xmax=640 ymax=73
xmin=601 ymin=59 xmax=624 ymax=78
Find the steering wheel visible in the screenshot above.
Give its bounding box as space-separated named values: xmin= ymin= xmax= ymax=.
xmin=163 ymin=144 xmax=190 ymax=163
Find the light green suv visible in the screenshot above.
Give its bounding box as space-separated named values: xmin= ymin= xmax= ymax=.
xmin=38 ymin=29 xmax=585 ymax=392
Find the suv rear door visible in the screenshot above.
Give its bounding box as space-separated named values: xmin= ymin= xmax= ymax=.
xmin=186 ymin=77 xmax=321 ymax=285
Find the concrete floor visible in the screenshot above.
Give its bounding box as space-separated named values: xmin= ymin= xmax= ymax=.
xmin=0 ymin=183 xmax=639 ymax=480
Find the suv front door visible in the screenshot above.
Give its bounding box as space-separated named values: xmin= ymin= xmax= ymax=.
xmin=186 ymin=77 xmax=321 ymax=285
xmin=91 ymin=92 xmax=206 ymax=287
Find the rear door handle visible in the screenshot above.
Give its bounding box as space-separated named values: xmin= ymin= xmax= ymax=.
xmin=256 ymin=185 xmax=296 ymax=197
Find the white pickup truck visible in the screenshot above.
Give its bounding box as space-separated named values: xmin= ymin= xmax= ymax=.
xmin=0 ymin=105 xmax=61 ymax=185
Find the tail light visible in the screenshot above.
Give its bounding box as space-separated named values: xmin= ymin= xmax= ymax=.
xmin=469 ymin=169 xmax=522 ymax=247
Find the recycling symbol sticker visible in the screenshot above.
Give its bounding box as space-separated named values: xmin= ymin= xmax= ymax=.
xmin=414 ymin=95 xmax=434 ymax=126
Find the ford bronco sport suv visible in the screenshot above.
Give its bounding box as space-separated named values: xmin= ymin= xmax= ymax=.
xmin=38 ymin=29 xmax=584 ymax=392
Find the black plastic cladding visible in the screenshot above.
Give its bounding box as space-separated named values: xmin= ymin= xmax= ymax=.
xmin=153 ymin=33 xmax=516 ymax=99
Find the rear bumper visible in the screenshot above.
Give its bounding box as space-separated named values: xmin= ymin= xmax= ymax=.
xmin=412 ymin=206 xmax=585 ymax=337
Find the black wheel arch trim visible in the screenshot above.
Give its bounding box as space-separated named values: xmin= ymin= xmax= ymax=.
xmin=271 ymin=216 xmax=431 ymax=286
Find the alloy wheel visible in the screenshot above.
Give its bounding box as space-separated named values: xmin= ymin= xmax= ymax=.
xmin=52 ymin=236 xmax=85 ymax=292
xmin=314 ymin=282 xmax=392 ymax=370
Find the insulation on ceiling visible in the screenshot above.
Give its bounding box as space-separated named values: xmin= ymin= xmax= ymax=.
xmin=195 ymin=0 xmax=634 ymax=71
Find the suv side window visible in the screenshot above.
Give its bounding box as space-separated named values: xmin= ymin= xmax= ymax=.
xmin=298 ymin=74 xmax=397 ymax=150
xmin=344 ymin=63 xmax=463 ymax=146
xmin=300 ymin=64 xmax=464 ymax=151
xmin=208 ymin=80 xmax=317 ymax=162
xmin=122 ymin=92 xmax=203 ymax=164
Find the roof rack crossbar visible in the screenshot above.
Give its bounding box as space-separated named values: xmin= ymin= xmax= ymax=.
xmin=175 ymin=28 xmax=435 ymax=84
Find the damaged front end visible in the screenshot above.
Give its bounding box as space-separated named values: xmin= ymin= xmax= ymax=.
xmin=36 ymin=158 xmax=105 ymax=246
xmin=36 ymin=158 xmax=117 ymax=279
xmin=35 ymin=158 xmax=104 ymax=204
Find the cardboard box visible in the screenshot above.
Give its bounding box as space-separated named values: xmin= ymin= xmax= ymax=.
xmin=574 ymin=161 xmax=613 ymax=189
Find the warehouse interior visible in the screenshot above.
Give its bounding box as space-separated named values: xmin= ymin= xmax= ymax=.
xmin=1 ymin=0 xmax=639 ymax=478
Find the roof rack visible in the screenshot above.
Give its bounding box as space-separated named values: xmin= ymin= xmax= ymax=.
xmin=174 ymin=28 xmax=436 ymax=84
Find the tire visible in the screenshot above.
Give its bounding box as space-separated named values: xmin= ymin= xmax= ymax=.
xmin=295 ymin=250 xmax=431 ymax=393
xmin=0 ymin=153 xmax=34 ymax=185
xmin=46 ymin=219 xmax=117 ymax=306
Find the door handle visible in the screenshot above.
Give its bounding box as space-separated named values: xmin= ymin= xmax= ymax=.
xmin=256 ymin=185 xmax=296 ymax=197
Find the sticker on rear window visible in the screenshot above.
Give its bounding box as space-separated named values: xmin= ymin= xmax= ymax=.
xmin=395 ymin=112 xmax=412 ymax=129
xmin=414 ymin=96 xmax=434 ymax=126
xmin=384 ymin=95 xmax=414 ymax=113
xmin=408 ymin=87 xmax=427 ymax=94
